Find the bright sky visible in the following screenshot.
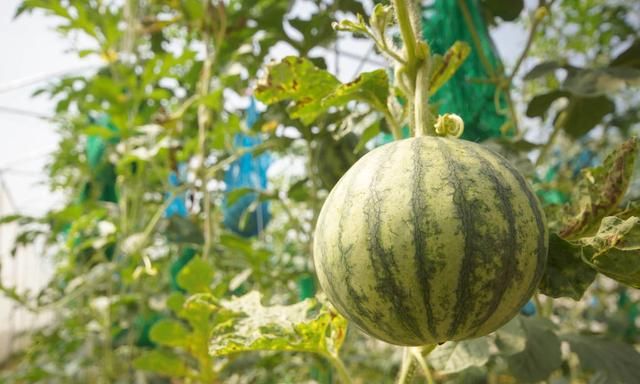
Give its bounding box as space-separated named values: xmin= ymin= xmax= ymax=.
xmin=0 ymin=0 xmax=527 ymax=217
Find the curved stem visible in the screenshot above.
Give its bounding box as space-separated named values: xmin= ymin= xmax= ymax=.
xmin=324 ymin=353 xmax=353 ymax=384
xmin=535 ymin=107 xmax=569 ymax=167
xmin=384 ymin=109 xmax=403 ymax=140
xmin=457 ymin=0 xmax=495 ymax=77
xmin=396 ymin=347 xmax=414 ymax=384
xmin=506 ymin=1 xmax=552 ymax=85
xmin=410 ymin=345 xmax=436 ymax=384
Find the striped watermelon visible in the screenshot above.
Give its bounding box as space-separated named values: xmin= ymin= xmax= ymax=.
xmin=313 ymin=136 xmax=548 ymax=346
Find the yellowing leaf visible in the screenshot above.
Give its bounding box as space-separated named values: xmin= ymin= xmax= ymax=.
xmin=209 ymin=291 xmax=347 ymax=357
xmin=559 ymin=137 xmax=638 ymax=240
xmin=255 ymin=57 xmax=340 ymax=125
xmin=579 ymin=216 xmax=640 ymax=288
xmin=323 ymin=69 xmax=390 ymax=114
xmin=429 ymin=41 xmax=471 ymax=96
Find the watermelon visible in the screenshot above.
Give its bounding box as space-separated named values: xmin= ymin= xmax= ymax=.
xmin=313 ymin=136 xmax=548 ymax=346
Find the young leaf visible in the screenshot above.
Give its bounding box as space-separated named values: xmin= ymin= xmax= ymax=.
xmin=563 ymin=333 xmax=640 ymax=383
xmin=539 ymin=234 xmax=597 ymax=300
xmin=506 ymin=317 xmax=562 ymax=383
xmin=149 ymin=318 xmax=191 ymax=348
xmin=255 ymin=56 xmax=340 ymax=125
xmin=429 ymin=41 xmax=471 ymax=96
xmin=579 ymin=216 xmax=640 ymax=288
xmin=133 ymin=350 xmax=189 ymax=377
xmin=176 ymin=257 xmax=213 ymax=294
xmin=209 ymin=291 xmax=347 ymax=357
xmin=559 ymin=137 xmax=638 ymax=239
xmin=428 ymin=338 xmax=490 ymax=374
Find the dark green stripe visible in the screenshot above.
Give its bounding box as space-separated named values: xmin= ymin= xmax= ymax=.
xmin=365 ymin=143 xmax=425 ymax=342
xmin=333 ymin=153 xmax=396 ymax=339
xmin=437 ymin=139 xmax=481 ymax=339
xmin=409 ymin=138 xmax=437 ymax=339
xmin=488 ymin=148 xmax=548 ymax=294
xmin=466 ymin=144 xmax=521 ymax=334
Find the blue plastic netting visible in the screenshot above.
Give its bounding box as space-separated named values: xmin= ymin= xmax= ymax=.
xmin=164 ymin=164 xmax=189 ymax=218
xmin=222 ymin=98 xmax=272 ymax=237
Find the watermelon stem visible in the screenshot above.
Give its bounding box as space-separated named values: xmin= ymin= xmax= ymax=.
xmin=411 ymin=345 xmax=436 ymax=384
xmin=322 ymin=352 xmax=353 ymax=384
xmin=392 ymin=0 xmax=436 ymax=138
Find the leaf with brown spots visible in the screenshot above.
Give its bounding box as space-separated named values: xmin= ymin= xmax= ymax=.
xmin=255 ymin=56 xmax=340 ymax=125
xmin=429 ymin=41 xmax=471 ymax=96
xmin=579 ymin=216 xmax=640 ymax=288
xmin=322 ymin=69 xmax=390 ymax=114
xmin=559 ymin=137 xmax=638 ymax=240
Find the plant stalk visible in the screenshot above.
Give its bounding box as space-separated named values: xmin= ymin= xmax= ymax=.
xmin=324 ymin=352 xmax=353 ymax=384
xmin=392 ymin=0 xmax=418 ymax=69
xmin=414 ymin=63 xmax=431 ymax=137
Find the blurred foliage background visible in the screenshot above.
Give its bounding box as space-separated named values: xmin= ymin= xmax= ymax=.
xmin=0 ymin=0 xmax=639 ymax=383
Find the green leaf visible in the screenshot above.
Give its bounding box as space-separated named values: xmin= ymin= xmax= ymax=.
xmin=523 ymin=60 xmax=565 ymax=81
xmin=354 ymin=120 xmax=381 ymax=153
xmin=287 ymin=179 xmax=310 ymax=202
xmin=494 ymin=316 xmax=527 ymax=356
xmin=133 ymin=350 xmax=189 ymax=377
xmin=563 ymin=333 xmax=640 ymax=383
xmin=162 ymin=216 xmax=204 ymax=245
xmin=167 ymin=292 xmax=186 ymax=314
xmin=255 ymin=56 xmax=340 ymax=125
xmin=611 ymin=39 xmax=640 ymax=69
xmin=226 ymin=187 xmax=255 ymax=206
xmin=562 ymin=96 xmax=615 ymax=138
xmin=539 ymin=234 xmax=597 ymax=300
xmin=149 ymin=319 xmax=190 ymax=348
xmin=323 ymin=69 xmax=390 ymax=114
xmin=176 ymin=257 xmax=213 ymax=294
xmin=559 ymin=137 xmax=638 ymax=239
xmin=506 ymin=317 xmax=562 ymax=383
xmin=526 ymin=90 xmax=571 ymax=118
xmin=209 ymin=291 xmax=347 ymax=357
xmin=428 ymin=338 xmax=490 ymax=374
xmin=579 ymin=216 xmax=640 ymax=288
xmin=429 ymin=41 xmax=471 ymax=96
xmin=481 ymin=0 xmax=524 ymax=22
xmin=332 ymin=14 xmax=369 ymax=35
xmin=564 ymin=67 xmax=640 ymax=97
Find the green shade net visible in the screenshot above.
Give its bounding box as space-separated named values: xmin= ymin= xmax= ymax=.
xmin=422 ymin=0 xmax=508 ymax=142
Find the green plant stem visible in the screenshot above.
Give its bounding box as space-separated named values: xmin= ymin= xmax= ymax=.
xmin=410 ymin=345 xmax=436 ymax=384
xmin=392 ymin=0 xmax=433 ymax=138
xmin=457 ymin=0 xmax=495 ymax=77
xmin=506 ymin=1 xmax=551 ymax=86
xmin=392 ymin=0 xmax=418 ymax=69
xmin=324 ymin=353 xmax=353 ymax=384
xmin=383 ymin=109 xmax=403 ymax=140
xmin=534 ymin=292 xmax=544 ymax=316
xmin=197 ymin=35 xmax=214 ymax=260
xmin=414 ymin=64 xmax=431 ymax=137
xmin=535 ymin=108 xmax=568 ymax=167
xmin=396 ymin=347 xmax=414 ymax=384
